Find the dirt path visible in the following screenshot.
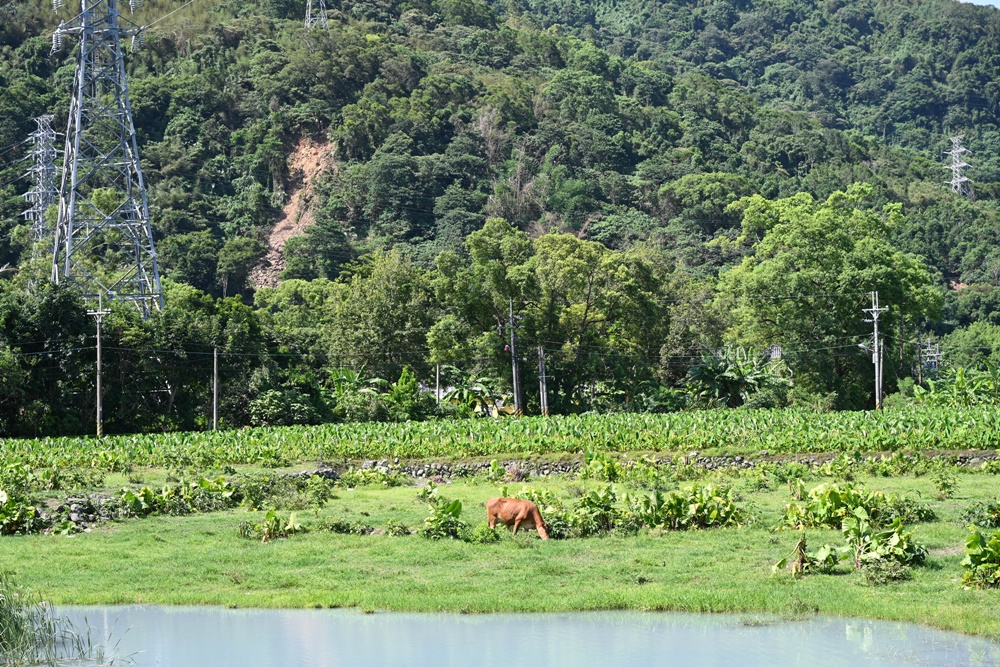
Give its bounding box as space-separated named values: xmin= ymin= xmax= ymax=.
xmin=250 ymin=137 xmax=332 ymax=290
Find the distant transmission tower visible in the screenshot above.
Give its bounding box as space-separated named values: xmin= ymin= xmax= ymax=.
xmin=305 ymin=0 xmax=329 ymax=28
xmin=51 ymin=0 xmax=163 ymax=317
xmin=944 ymin=135 xmax=973 ymax=198
xmin=21 ymin=114 xmax=58 ymax=248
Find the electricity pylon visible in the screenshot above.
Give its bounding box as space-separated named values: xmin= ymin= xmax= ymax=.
xmin=944 ymin=135 xmax=973 ymax=199
xmin=305 ymin=0 xmax=329 ymax=29
xmin=21 ymin=114 xmax=58 ymax=248
xmin=51 ymin=0 xmax=163 ymax=317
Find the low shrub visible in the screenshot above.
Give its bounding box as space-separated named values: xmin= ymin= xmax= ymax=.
xmin=622 ymin=457 xmax=672 ymax=491
xmin=339 ymin=467 xmax=406 ymax=488
xmin=237 ymin=509 xmax=304 ymax=542
xmin=0 ymin=488 xmax=49 ymax=536
xmin=322 ymin=518 xmax=374 ymax=535
xmin=861 ymin=560 xmax=913 ymax=586
xmin=464 ymin=523 xmax=501 ymax=544
xmin=961 ymin=499 xmax=1000 ymax=528
xmin=383 ymin=520 xmax=410 ymax=537
xmin=932 ymin=470 xmax=958 ymax=500
xmin=961 ymin=526 xmax=1000 ymax=588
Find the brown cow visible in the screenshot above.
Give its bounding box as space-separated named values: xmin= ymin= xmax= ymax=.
xmin=486 ymin=497 xmax=549 ymax=540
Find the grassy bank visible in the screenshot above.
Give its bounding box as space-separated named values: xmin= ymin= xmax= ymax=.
xmin=2 ymin=472 xmax=1000 ymax=640
xmin=5 ymin=407 xmax=1000 ymax=470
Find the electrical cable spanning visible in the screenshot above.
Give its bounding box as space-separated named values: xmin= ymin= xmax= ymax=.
xmin=944 ymin=135 xmax=973 ymax=198
xmin=50 ymin=0 xmax=163 ymax=318
xmin=20 ymin=115 xmax=59 ymax=250
xmin=305 ymin=0 xmax=329 ymax=29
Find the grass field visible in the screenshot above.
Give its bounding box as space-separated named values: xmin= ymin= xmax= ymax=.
xmin=3 ymin=465 xmax=1000 ymax=640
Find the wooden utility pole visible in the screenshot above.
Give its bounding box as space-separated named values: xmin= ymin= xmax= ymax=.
xmin=213 ymin=347 xmax=219 ymax=430
xmin=87 ymin=294 xmax=110 ymax=437
xmin=538 ymin=346 xmax=549 ymax=417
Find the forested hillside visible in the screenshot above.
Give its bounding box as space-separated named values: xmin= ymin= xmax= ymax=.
xmin=3 ymin=0 xmax=1000 ymax=435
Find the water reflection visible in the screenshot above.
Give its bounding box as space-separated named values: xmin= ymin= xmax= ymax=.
xmin=62 ymin=607 xmax=1000 ymax=667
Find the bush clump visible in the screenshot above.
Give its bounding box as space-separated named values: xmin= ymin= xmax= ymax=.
xmin=779 ymin=482 xmax=934 ymax=530
xmin=861 ymin=560 xmax=913 ymax=586
xmin=961 ymin=526 xmax=1000 ymax=588
xmin=961 ymin=500 xmax=1000 ymax=529
xmin=236 ymin=509 xmax=304 ymax=542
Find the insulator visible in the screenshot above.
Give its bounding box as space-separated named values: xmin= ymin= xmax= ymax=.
xmin=52 ymin=31 xmax=62 ymax=52
xmin=129 ymin=0 xmax=141 ymax=11
xmin=52 ymin=0 xmax=63 ymax=11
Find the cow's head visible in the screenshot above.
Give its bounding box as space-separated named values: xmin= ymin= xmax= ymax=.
xmin=536 ymin=521 xmax=550 ymax=540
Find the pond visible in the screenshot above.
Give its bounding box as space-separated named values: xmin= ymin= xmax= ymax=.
xmin=62 ymin=607 xmax=1000 ymax=667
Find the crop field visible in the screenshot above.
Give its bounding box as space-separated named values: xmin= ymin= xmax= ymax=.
xmin=3 ymin=408 xmax=1000 ymax=641
xmin=5 ymin=407 xmax=1000 ymax=471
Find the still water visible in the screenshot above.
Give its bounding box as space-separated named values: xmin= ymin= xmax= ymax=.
xmin=62 ymin=606 xmax=1000 ymax=667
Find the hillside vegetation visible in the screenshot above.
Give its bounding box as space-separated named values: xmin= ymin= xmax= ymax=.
xmin=3 ymin=0 xmax=1000 ymax=434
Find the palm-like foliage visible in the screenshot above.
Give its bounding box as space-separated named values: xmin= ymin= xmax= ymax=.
xmin=441 ymin=366 xmax=507 ymax=415
xmin=687 ymin=345 xmax=789 ymax=408
xmin=913 ymin=364 xmax=1000 ymax=407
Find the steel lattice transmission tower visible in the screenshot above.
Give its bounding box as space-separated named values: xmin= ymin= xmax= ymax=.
xmin=21 ymin=114 xmax=59 ymax=247
xmin=51 ymin=0 xmax=163 ymax=317
xmin=944 ymin=135 xmax=973 ymax=198
xmin=305 ymin=0 xmax=330 ymax=29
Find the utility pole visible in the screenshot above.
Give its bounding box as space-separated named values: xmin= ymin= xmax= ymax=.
xmin=944 ymin=135 xmax=973 ymax=199
xmin=538 ymin=346 xmax=549 ymax=417
xmin=212 ymin=347 xmax=219 ymax=430
xmin=87 ymin=293 xmax=109 ymax=436
xmin=435 ymin=363 xmax=441 ymax=406
xmin=305 ymin=0 xmax=329 ymax=28
xmin=508 ymin=297 xmax=522 ymax=416
xmin=51 ymin=0 xmax=163 ymax=317
xmin=21 ymin=114 xmax=58 ymax=252
xmin=862 ymin=291 xmax=888 ymax=409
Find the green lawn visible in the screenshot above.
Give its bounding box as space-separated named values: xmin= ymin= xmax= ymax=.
xmin=2 ymin=471 xmax=999 ymax=639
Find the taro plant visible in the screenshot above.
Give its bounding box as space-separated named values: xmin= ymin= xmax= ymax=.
xmin=961 ymin=526 xmax=1000 ymax=588
xmin=841 ymin=509 xmax=926 ymax=569
xmin=625 ymin=484 xmax=743 ymax=532
xmin=238 ymin=509 xmax=304 ymax=543
xmin=573 ymin=485 xmax=620 ymax=535
xmin=422 ymin=497 xmax=466 ymax=539
xmin=772 ymin=532 xmax=843 ymax=577
xmin=578 ymin=452 xmax=622 ymax=482
xmin=779 ymin=482 xmax=933 ymax=530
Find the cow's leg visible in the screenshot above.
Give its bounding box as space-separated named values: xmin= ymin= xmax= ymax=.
xmin=512 ymin=518 xmax=521 ymax=535
xmin=487 ymin=508 xmax=496 ymax=529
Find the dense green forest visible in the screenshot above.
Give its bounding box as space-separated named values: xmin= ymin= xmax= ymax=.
xmin=3 ymin=0 xmax=1000 ymax=435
